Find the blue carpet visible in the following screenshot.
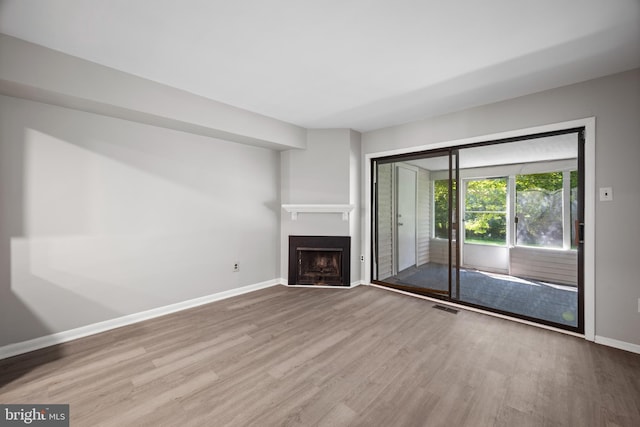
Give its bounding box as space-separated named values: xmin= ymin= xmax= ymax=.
xmin=385 ymin=263 xmax=578 ymax=327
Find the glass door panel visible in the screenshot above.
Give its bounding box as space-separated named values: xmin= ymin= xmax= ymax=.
xmin=372 ymin=129 xmax=584 ymax=333
xmin=449 ymin=149 xmax=460 ymax=301
xmin=455 ymin=134 xmax=582 ymax=330
xmin=373 ymin=150 xmax=456 ymax=299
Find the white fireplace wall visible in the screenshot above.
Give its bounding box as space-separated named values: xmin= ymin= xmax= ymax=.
xmin=280 ymin=129 xmax=361 ymax=284
xmin=349 ymin=130 xmax=362 ymax=284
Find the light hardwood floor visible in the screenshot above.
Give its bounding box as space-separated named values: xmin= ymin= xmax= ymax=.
xmin=1 ymin=285 xmax=639 ymax=426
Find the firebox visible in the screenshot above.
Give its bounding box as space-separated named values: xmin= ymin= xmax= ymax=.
xmin=288 ymin=236 xmax=351 ymax=286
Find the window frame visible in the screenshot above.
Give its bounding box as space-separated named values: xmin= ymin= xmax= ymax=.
xmin=514 ymin=170 xmax=577 ymax=251
xmin=437 ymin=167 xmax=578 ymax=251
xmin=462 ymin=177 xmax=508 ymax=247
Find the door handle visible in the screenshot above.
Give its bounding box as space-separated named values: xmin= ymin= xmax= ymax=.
xmin=575 ymin=221 xmax=584 ymax=245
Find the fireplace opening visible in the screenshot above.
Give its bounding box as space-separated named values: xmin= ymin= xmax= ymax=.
xmin=297 ymin=248 xmax=342 ymax=285
xmin=289 ymin=236 xmax=350 ymax=286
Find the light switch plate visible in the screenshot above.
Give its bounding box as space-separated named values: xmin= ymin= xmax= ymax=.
xmin=599 ymin=187 xmax=613 ymax=201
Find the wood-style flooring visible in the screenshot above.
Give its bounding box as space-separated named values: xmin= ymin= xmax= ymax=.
xmin=1 ymin=285 xmax=639 ymax=426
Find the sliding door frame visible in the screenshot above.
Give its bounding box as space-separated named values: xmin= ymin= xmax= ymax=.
xmin=364 ymin=118 xmax=595 ymax=339
xmin=371 ymin=148 xmax=453 ymax=298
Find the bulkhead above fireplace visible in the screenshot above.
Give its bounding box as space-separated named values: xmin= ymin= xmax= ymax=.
xmin=288 ymin=236 xmax=351 ymax=286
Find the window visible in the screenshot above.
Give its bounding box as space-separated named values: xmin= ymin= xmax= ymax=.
xmin=434 ymin=170 xmax=577 ymax=249
xmin=570 ymin=170 xmax=579 ymax=249
xmin=464 ymin=178 xmax=507 ymax=246
xmin=433 ymin=179 xmax=450 ymax=239
xmin=515 ymin=172 xmax=563 ymax=248
xmin=515 ymin=171 xmax=577 ymax=249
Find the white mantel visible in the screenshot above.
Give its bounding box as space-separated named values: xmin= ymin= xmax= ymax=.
xmin=282 ymin=204 xmax=355 ymax=221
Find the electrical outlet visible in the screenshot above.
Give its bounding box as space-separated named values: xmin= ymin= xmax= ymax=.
xmin=360 ymin=255 xmax=365 ymax=262
xmin=233 ymin=262 xmax=239 ymax=272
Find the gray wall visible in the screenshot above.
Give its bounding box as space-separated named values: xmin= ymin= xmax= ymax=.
xmin=282 ymin=129 xmax=352 ymax=204
xmin=0 ymin=95 xmax=281 ymax=347
xmin=1 ymin=34 xmax=636 ymax=351
xmin=362 ymin=68 xmax=640 ymax=347
xmin=0 ymin=34 xmax=306 ymax=150
xmin=280 ymin=129 xmax=361 ymax=284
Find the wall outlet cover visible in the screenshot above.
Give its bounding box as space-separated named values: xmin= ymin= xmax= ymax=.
xmin=599 ymin=187 xmax=613 ymax=201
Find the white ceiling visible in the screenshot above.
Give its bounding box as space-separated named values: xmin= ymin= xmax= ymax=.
xmin=1 ymin=0 xmax=639 ymax=132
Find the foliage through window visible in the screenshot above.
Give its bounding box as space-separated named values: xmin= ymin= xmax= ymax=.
xmin=433 ymin=179 xmax=451 ymax=239
xmin=434 ymin=170 xmax=578 ymax=249
xmin=464 ymin=178 xmax=507 ymax=245
xmin=515 ymin=173 xmax=563 ymax=247
xmin=515 ymin=172 xmax=578 ymax=248
xmin=570 ymin=170 xmax=578 ymax=249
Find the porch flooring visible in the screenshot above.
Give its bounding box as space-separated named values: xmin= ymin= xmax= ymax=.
xmin=381 ymin=262 xmax=578 ymax=327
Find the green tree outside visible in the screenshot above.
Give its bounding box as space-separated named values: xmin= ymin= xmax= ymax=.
xmin=434 ymin=172 xmax=577 ymax=247
xmin=464 ymin=178 xmax=507 ymax=244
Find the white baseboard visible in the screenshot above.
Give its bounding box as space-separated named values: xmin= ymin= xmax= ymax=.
xmin=9 ymin=278 xmax=630 ymax=363
xmin=0 ymin=279 xmax=281 ymax=361
xmin=595 ymin=335 xmax=640 ymax=354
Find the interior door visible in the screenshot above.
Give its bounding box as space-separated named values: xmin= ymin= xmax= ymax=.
xmin=397 ymin=166 xmax=417 ymax=271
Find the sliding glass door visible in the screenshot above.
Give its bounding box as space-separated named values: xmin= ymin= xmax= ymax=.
xmin=372 ymin=149 xmax=459 ymax=300
xmin=371 ymin=129 xmax=584 ymax=333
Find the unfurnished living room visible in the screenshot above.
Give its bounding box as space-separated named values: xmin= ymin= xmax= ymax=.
xmin=1 ymin=1 xmax=639 ymax=426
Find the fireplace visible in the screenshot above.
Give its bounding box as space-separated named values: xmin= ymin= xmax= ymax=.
xmin=288 ymin=236 xmax=351 ymax=286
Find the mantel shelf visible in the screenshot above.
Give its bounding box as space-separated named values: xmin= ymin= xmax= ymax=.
xmin=282 ymin=204 xmax=355 ymax=221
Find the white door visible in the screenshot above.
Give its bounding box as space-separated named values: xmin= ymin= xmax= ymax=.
xmin=397 ymin=166 xmax=417 ymax=272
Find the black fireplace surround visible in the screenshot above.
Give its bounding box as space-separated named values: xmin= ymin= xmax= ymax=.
xmin=288 ymin=236 xmax=351 ymax=286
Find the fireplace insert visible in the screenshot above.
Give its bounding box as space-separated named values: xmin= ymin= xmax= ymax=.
xmin=288 ymin=236 xmax=350 ymax=286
